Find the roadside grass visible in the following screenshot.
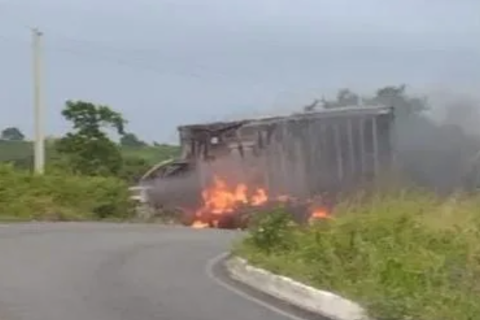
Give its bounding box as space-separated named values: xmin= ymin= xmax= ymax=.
xmin=234 ymin=190 xmax=480 ymax=320
xmin=0 ymin=164 xmax=135 ymax=221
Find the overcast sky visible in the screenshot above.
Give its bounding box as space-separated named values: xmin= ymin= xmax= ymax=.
xmin=0 ymin=0 xmax=479 ymax=143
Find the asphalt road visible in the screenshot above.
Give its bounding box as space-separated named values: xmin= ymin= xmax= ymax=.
xmin=0 ymin=223 xmax=320 ymax=320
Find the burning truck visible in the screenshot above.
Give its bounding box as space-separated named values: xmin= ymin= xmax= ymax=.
xmin=135 ymin=105 xmax=396 ymax=229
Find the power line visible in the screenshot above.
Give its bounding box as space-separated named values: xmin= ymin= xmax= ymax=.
xmin=43 ymin=37 xmax=248 ymax=81
xmin=0 ymin=30 xmax=255 ymax=85
xmin=49 ymin=45 xmax=210 ymax=79
xmin=0 ymin=21 xmax=276 ymax=103
xmin=0 ymin=32 xmax=274 ymax=104
xmin=43 ymin=38 xmax=269 ymax=91
xmin=0 ymin=14 xmax=269 ymax=84
xmin=0 ymin=16 xmax=228 ymax=77
xmin=0 ymin=33 xmax=28 ymax=45
xmin=0 ymin=12 xmax=286 ymax=93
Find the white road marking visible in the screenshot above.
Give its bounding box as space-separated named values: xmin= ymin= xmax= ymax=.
xmin=205 ymin=252 xmax=309 ymax=320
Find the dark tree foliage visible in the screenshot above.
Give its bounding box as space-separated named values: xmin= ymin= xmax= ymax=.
xmin=120 ymin=132 xmax=147 ymax=147
xmin=1 ymin=127 xmax=25 ymax=141
xmin=55 ymin=100 xmax=126 ymax=176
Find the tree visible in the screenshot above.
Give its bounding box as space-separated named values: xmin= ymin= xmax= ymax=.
xmin=317 ymin=85 xmax=428 ymax=118
xmin=368 ymin=85 xmax=429 ymax=117
xmin=55 ymin=100 xmax=126 ymax=176
xmin=1 ymin=127 xmax=25 ymax=141
xmin=120 ymin=132 xmax=147 ymax=147
xmin=322 ymin=89 xmax=360 ymax=109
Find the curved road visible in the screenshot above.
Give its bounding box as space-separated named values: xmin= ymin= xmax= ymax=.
xmin=0 ymin=223 xmax=315 ymax=320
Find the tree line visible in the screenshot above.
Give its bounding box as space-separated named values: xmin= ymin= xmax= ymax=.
xmin=313 ymin=85 xmax=480 ymax=191
xmin=303 ymin=84 xmax=428 ymax=117
xmin=0 ymin=101 xmax=180 ymax=183
xmin=3 ymin=85 xmax=478 ymax=190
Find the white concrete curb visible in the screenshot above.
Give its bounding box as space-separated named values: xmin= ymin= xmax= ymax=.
xmin=225 ymin=257 xmax=369 ymax=320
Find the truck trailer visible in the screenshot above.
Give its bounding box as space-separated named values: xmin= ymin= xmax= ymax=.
xmin=138 ymin=105 xmax=396 ymax=226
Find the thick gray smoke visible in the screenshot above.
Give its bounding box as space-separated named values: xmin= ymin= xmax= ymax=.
xmin=142 ymin=87 xmax=480 ymax=217
xmin=221 ymin=87 xmax=480 ymax=194
xmin=395 ymin=91 xmax=480 ymax=193
xmin=145 ymin=170 xmax=201 ymax=212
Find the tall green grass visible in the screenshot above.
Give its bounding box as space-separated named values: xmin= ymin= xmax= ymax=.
xmin=236 ymin=191 xmax=480 ymax=320
xmin=0 ymin=164 xmax=134 ymax=221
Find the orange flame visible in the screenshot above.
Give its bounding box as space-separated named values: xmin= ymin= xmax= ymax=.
xmin=191 ymin=220 xmax=210 ymax=229
xmin=308 ymin=207 xmax=330 ymax=223
xmin=192 ymin=176 xmax=268 ymax=228
xmin=190 ymin=176 xmax=331 ymax=229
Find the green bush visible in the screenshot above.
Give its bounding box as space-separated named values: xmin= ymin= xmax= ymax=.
xmin=0 ymin=164 xmax=134 ymax=221
xmin=236 ymin=191 xmax=480 ymax=320
xmin=0 ymin=140 xmax=181 ymax=183
xmin=246 ymin=207 xmax=297 ymax=254
xmin=119 ymin=156 xmax=152 ymax=184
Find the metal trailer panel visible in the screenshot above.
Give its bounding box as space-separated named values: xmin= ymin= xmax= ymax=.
xmin=252 ymin=111 xmax=394 ymax=200
xmin=175 ymin=106 xmax=395 ymax=202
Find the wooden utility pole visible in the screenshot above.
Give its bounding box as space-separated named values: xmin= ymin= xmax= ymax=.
xmin=32 ymin=28 xmax=45 ymax=174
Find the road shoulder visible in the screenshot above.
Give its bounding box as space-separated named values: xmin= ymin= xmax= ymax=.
xmin=224 ymin=256 xmax=369 ymax=320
